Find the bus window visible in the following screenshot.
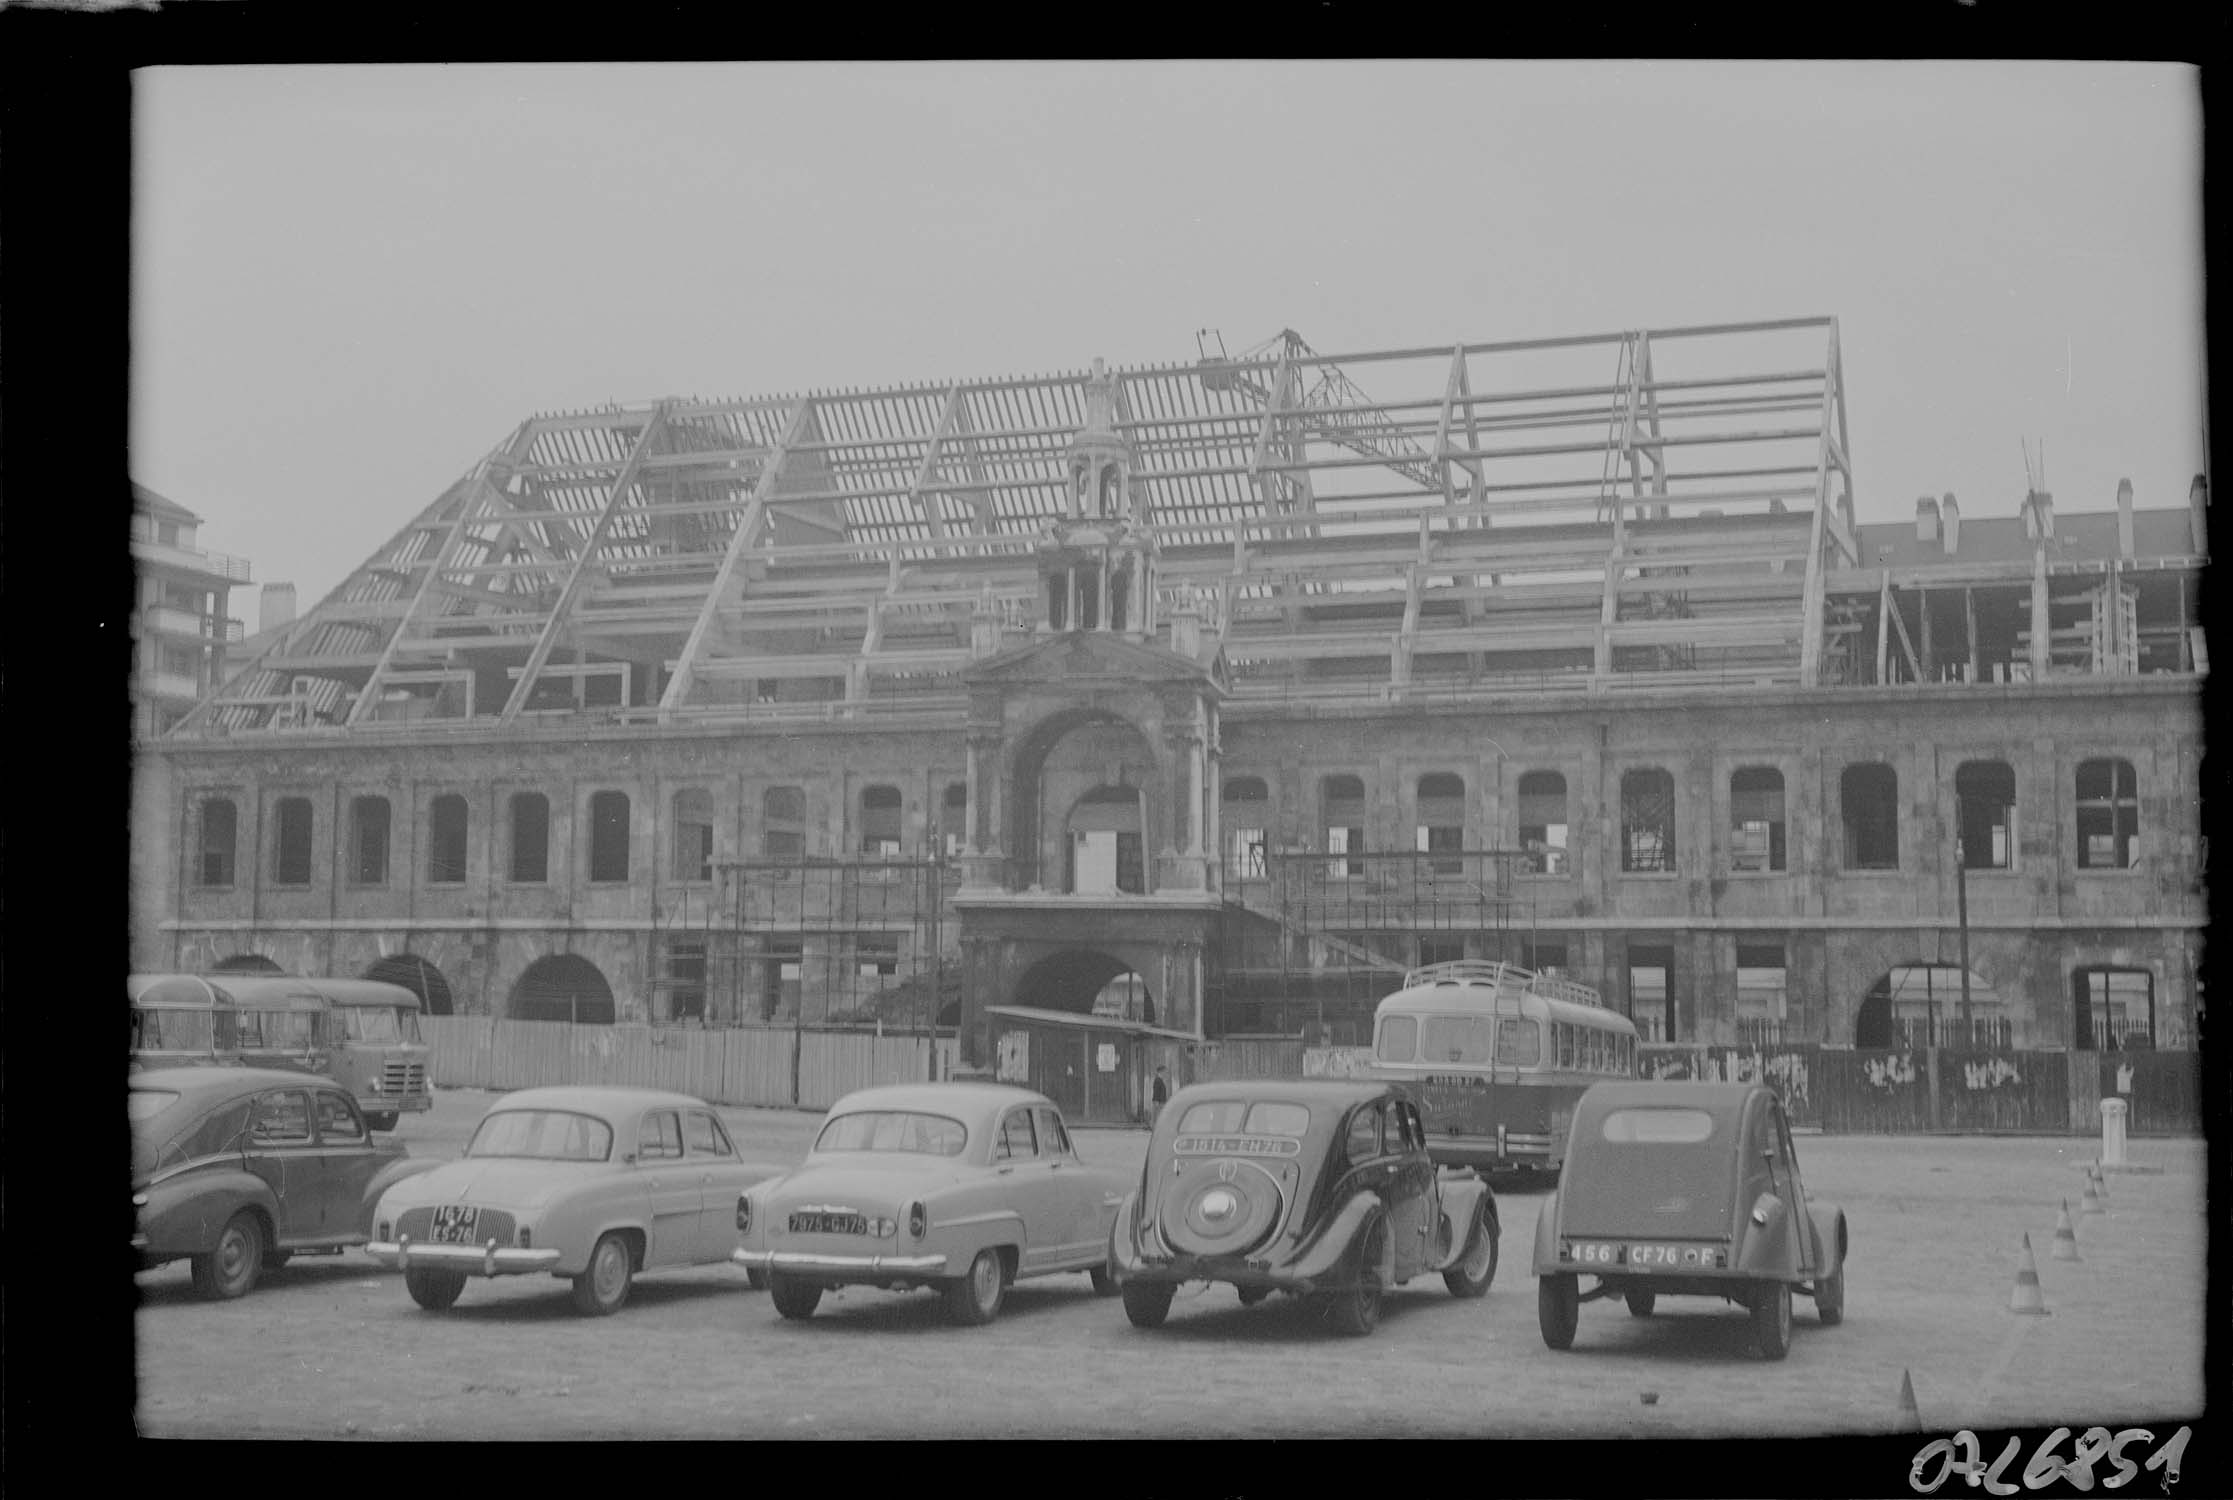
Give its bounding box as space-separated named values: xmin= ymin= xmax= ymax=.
xmin=1495 ymin=1017 xmax=1541 ymax=1067
xmin=1419 ymin=1015 xmax=1496 ymax=1065
xmin=1587 ymin=1031 xmax=1604 ymax=1072
xmin=1556 ymin=1024 xmax=1575 ymax=1070
xmin=1376 ymin=1015 xmax=1419 ymax=1064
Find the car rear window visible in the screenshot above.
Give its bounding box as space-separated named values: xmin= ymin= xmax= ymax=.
xmin=1420 ymin=1015 xmax=1496 ymax=1065
xmin=1600 ymin=1107 xmax=1716 ymax=1144
xmin=467 ymin=1109 xmax=615 ymax=1161
xmin=1176 ymin=1101 xmax=1312 ymax=1136
xmin=815 ymin=1110 xmax=968 ymax=1156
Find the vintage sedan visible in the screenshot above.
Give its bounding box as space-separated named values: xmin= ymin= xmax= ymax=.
xmin=365 ymin=1087 xmax=787 ymax=1316
xmin=1532 ymin=1081 xmax=1849 ymax=1360
xmin=730 ymin=1083 xmax=1130 ymax=1326
xmin=1108 ymin=1079 xmax=1501 ymax=1337
xmin=132 ymin=1067 xmax=440 ymax=1300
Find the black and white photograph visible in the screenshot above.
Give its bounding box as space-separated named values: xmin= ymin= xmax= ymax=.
xmin=119 ymin=59 xmax=2208 ymax=1459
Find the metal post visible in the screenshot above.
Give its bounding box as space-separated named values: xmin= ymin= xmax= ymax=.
xmin=1955 ymin=796 xmax=1974 ymax=1044
xmin=928 ymin=849 xmax=943 ymax=1081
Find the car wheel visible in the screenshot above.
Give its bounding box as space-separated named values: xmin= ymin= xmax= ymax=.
xmin=405 ymin=1266 xmax=467 ymax=1311
xmin=745 ymin=1265 xmax=770 ymax=1292
xmin=1539 ymin=1274 xmax=1580 ymax=1350
xmin=367 ymin=1112 xmax=400 ymax=1133
xmin=264 ymin=1250 xmax=293 ymax=1271
xmin=1442 ymin=1199 xmax=1499 ymax=1298
xmin=1088 ymin=1263 xmax=1119 ymax=1297
xmin=943 ymin=1248 xmax=1006 ymax=1326
xmin=1752 ymin=1280 xmax=1793 ymax=1360
xmin=190 ymin=1212 xmax=264 ymax=1301
xmin=570 ymin=1232 xmax=634 ymax=1317
xmin=1326 ymin=1214 xmax=1386 ymax=1337
xmin=1236 ymin=1285 xmax=1273 ymax=1307
xmin=768 ymin=1273 xmax=822 ymax=1320
xmin=1814 ymin=1263 xmax=1845 ymax=1326
xmin=1121 ymin=1279 xmax=1175 ymax=1329
xmin=1625 ymin=1286 xmax=1657 ymax=1317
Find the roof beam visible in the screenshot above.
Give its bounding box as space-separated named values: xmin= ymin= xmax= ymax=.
xmin=346 ymin=471 xmax=503 ymax=726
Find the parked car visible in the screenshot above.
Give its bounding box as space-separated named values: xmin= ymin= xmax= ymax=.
xmin=731 ymin=1083 xmax=1130 ymax=1326
xmin=364 ymin=1087 xmax=786 ymax=1316
xmin=1531 ymin=1080 xmax=1848 ymax=1360
xmin=1108 ymin=1079 xmax=1501 ymax=1337
xmin=132 ymin=1066 xmax=441 ymax=1300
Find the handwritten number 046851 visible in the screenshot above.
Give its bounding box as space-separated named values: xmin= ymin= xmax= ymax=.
xmin=1910 ymin=1425 xmax=2188 ymax=1495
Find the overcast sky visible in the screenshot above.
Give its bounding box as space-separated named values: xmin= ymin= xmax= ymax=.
xmin=131 ymin=61 xmax=2204 ymax=615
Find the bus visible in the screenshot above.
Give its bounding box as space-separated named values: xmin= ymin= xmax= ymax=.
xmin=1366 ymin=959 xmax=1638 ymax=1177
xmin=127 ymin=973 xmax=433 ymax=1131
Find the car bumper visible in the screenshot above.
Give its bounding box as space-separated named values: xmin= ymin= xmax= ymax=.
xmin=364 ymin=1239 xmax=563 ymax=1277
xmin=1117 ymin=1252 xmax=1322 ymax=1294
xmin=731 ymin=1248 xmax=949 ymax=1277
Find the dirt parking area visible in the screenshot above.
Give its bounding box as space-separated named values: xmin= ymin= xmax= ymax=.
xmin=133 ymin=1090 xmax=2206 ymax=1440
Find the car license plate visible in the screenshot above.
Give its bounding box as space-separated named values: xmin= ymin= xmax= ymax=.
xmin=430 ymin=1205 xmax=481 ymax=1244
xmin=1571 ymin=1241 xmax=1714 ymax=1268
xmin=789 ymin=1211 xmax=867 ymax=1236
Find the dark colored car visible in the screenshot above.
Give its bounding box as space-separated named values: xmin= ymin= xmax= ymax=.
xmin=132 ymin=1067 xmax=439 ymax=1300
xmin=1108 ymin=1079 xmax=1500 ymax=1337
xmin=1531 ymin=1081 xmax=1848 ymax=1360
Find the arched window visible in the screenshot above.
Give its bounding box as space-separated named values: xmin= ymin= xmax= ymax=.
xmin=1322 ymin=774 xmax=1367 ymax=878
xmin=197 ymin=797 xmax=238 ymax=888
xmin=860 ymin=784 xmax=903 ymax=856
xmin=1620 ymin=768 xmax=1676 ymax=873
xmin=940 ymin=781 xmax=969 ymax=858
xmin=1415 ymin=772 xmax=1466 ymax=875
xmin=588 ymin=791 xmax=630 ymax=883
xmin=1955 ymin=760 xmax=2016 ymax=870
xmin=763 ymin=786 xmax=806 ymax=859
xmin=349 ymin=796 xmax=391 ymax=885
xmin=2075 ymin=758 xmax=2139 ymax=869
xmin=1518 ymin=771 xmax=1568 ymax=875
xmin=509 ymin=792 xmax=550 ymax=883
xmin=428 ymin=794 xmax=469 ymax=885
xmin=272 ymin=797 xmax=314 ymax=886
xmin=1223 ymin=777 xmax=1270 ymax=879
xmin=672 ymin=788 xmax=714 ymax=882
xmin=1841 ymin=763 xmax=1900 ymax=870
xmin=1730 ymin=767 xmax=1785 ymax=873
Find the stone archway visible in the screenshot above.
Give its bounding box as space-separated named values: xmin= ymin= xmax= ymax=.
xmin=1007 ymin=706 xmax=1164 ymax=892
xmin=509 ymin=954 xmax=615 ymax=1025
xmin=364 ymin=953 xmax=455 ymax=1017
xmin=1011 ymin=948 xmax=1157 ymax=1025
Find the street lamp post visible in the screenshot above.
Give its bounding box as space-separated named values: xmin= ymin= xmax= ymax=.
xmin=1955 ymin=796 xmax=1974 ymax=1046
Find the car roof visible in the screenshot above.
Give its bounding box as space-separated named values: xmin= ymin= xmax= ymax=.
xmin=826 ymin=1082 xmax=1053 ymax=1120
xmin=1575 ymin=1080 xmax=1772 ymax=1122
xmin=489 ymin=1085 xmax=712 ymax=1116
xmin=131 ymin=1066 xmax=344 ymax=1101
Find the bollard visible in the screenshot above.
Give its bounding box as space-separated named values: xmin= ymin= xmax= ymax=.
xmin=2098 ymin=1097 xmax=2129 ymax=1168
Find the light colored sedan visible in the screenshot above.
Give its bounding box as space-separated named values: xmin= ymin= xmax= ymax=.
xmin=365 ymin=1086 xmax=786 ymax=1316
xmin=732 ymin=1082 xmax=1130 ymax=1326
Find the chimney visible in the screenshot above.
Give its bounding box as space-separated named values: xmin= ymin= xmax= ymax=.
xmin=259 ymin=582 xmax=297 ymax=633
xmin=2023 ymin=489 xmax=2055 ymax=543
xmin=1939 ymin=493 xmax=1960 ymax=553
xmin=1915 ymin=496 xmax=1940 ymax=544
xmin=2116 ymin=478 xmax=2135 ymax=557
xmin=2190 ymin=474 xmax=2209 ymax=556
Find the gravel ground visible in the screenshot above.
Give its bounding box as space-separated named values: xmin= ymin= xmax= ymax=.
xmin=132 ymin=1090 xmax=2206 ymax=1440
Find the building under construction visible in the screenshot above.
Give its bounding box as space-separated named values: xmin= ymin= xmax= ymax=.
xmin=129 ymin=317 xmax=2209 ymax=1065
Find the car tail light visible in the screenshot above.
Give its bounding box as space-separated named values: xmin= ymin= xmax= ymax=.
xmin=378 ymin=1220 xmax=391 ymax=1240
xmin=517 ymin=1226 xmax=531 ymax=1249
xmin=735 ymin=1195 xmax=753 ymax=1234
xmin=133 ymin=1193 xmax=149 ymax=1208
xmin=907 ymin=1201 xmax=926 ymax=1239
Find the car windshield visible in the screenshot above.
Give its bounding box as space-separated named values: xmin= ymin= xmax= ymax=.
xmin=814 ymin=1110 xmax=968 ymax=1156
xmin=334 ymin=1006 xmax=419 ymax=1043
xmin=129 ymin=1089 xmax=181 ymax=1122
xmin=1175 ymin=1100 xmax=1312 ymax=1136
xmin=1600 ymin=1107 xmax=1717 ymax=1144
xmin=466 ymin=1109 xmax=614 ymax=1162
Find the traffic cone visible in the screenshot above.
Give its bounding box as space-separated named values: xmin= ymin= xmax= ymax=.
xmin=2008 ymin=1233 xmax=2051 ymax=1314
xmin=2081 ymin=1176 xmax=2106 ymax=1216
xmin=1896 ymin=1369 xmax=1922 ymax=1432
xmin=2051 ymin=1200 xmax=2082 ymax=1262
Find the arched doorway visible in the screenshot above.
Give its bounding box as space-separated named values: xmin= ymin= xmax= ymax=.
xmin=1009 ymin=708 xmax=1162 ymax=892
xmin=364 ymin=953 xmax=455 ymax=1017
xmin=1012 ymin=949 xmax=1157 ymax=1025
xmin=1857 ymin=965 xmax=2004 ymax=1049
xmin=212 ymin=953 xmax=285 ymax=975
xmin=1066 ymin=784 xmax=1145 ymax=894
xmin=508 ymin=954 xmax=615 ymax=1025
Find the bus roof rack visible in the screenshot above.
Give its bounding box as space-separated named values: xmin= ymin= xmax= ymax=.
xmin=1398 ymin=958 xmax=1605 ymax=1009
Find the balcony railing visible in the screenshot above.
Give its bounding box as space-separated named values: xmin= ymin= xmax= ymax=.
xmin=132 ymin=537 xmax=254 ymax=583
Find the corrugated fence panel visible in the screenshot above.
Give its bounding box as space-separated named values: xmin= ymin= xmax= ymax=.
xmin=1190 ymin=1038 xmax=1304 ymax=1082
xmin=1814 ymin=1049 xmax=1933 ymax=1134
xmin=1938 ymin=1049 xmax=2069 ymax=1133
xmin=2107 ymin=1051 xmax=2201 ymax=1136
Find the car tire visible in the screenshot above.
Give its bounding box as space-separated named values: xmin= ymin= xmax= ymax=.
xmin=367 ymin=1112 xmax=400 ymax=1133
xmin=1088 ymin=1263 xmax=1119 ymax=1297
xmin=1752 ymin=1280 xmax=1793 ymax=1360
xmin=943 ymin=1248 xmax=1007 ymax=1326
xmin=1814 ymin=1262 xmax=1845 ymax=1326
xmin=1625 ymin=1286 xmax=1657 ymax=1317
xmin=190 ymin=1211 xmax=264 ymax=1301
xmin=745 ymin=1265 xmax=770 ymax=1292
xmin=405 ymin=1266 xmax=467 ymax=1311
xmin=1326 ymin=1214 xmax=1386 ymax=1337
xmin=570 ymin=1232 xmax=634 ymax=1317
xmin=1236 ymin=1285 xmax=1273 ymax=1307
xmin=768 ymin=1273 xmax=822 ymax=1320
xmin=1442 ymin=1199 xmax=1499 ymax=1299
xmin=1121 ymin=1279 xmax=1175 ymax=1329
xmin=1539 ymin=1274 xmax=1580 ymax=1350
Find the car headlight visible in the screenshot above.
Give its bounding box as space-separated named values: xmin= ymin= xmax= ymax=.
xmin=132 ymin=1192 xmax=150 ymax=1208
xmin=735 ymin=1195 xmax=753 ymax=1234
xmin=907 ymin=1201 xmax=927 ymax=1240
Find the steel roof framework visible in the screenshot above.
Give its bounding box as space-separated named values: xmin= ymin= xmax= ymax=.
xmin=178 ymin=317 xmax=1859 ymax=735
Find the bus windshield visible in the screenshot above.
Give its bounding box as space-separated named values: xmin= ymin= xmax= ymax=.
xmin=334 ymin=1006 xmax=421 ymax=1044
xmin=1376 ymin=1015 xmax=1418 ymax=1063
xmin=1419 ymin=1015 xmax=1496 ymax=1065
xmin=136 ymin=1009 xmax=219 ymax=1053
xmin=1496 ymin=1017 xmax=1542 ymax=1067
xmin=237 ymin=1009 xmax=321 ymax=1050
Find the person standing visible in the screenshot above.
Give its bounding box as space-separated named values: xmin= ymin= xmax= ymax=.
xmin=1150 ymin=1065 xmax=1171 ymax=1113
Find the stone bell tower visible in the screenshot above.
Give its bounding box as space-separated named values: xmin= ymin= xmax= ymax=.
xmin=1038 ymin=358 xmax=1157 ymax=638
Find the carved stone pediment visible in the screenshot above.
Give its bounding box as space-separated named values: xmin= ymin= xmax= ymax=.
xmin=962 ymin=630 xmax=1225 ymax=696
